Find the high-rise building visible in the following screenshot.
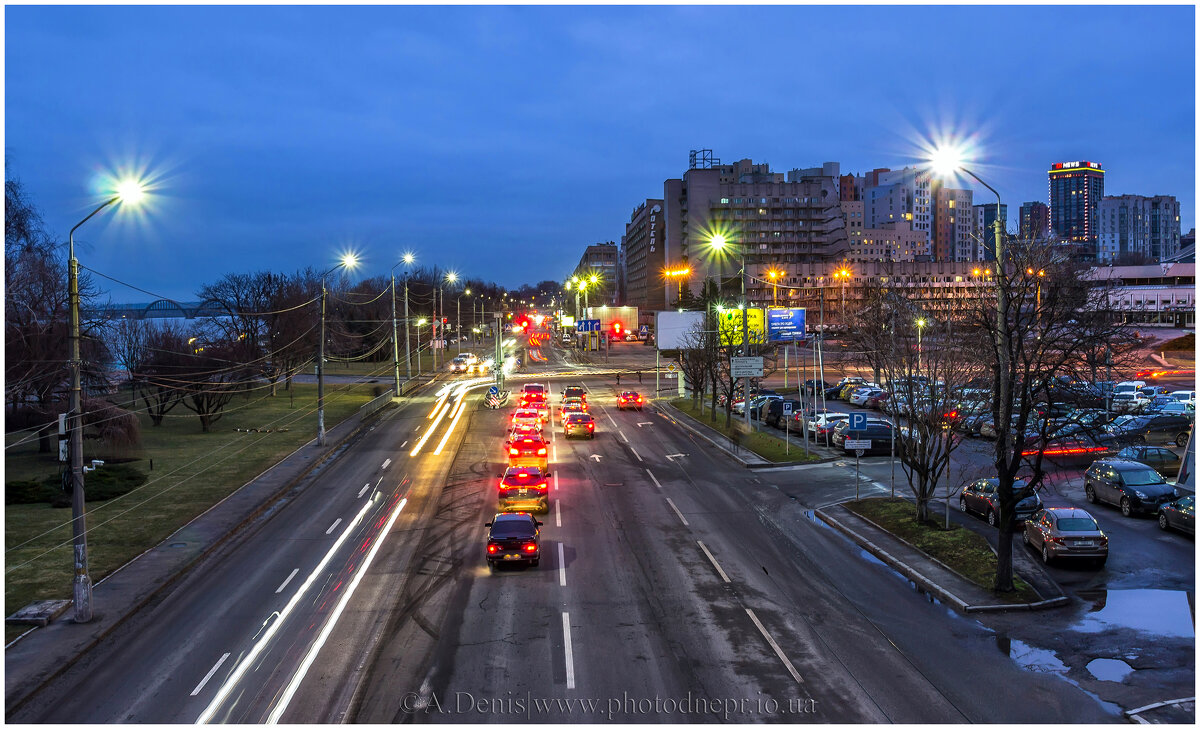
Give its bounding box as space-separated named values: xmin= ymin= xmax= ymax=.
xmin=1019 ymin=201 xmax=1050 ymax=240
xmin=619 ymin=199 xmax=667 ymax=312
xmin=1097 ymin=194 xmax=1182 ymax=262
xmin=572 ymin=242 xmax=619 ymax=306
xmin=663 ymin=156 xmax=848 ymax=305
xmin=1049 ymin=160 xmax=1104 ymax=256
xmin=973 ymin=203 xmax=1008 ymax=261
xmin=932 ymin=184 xmax=974 ymax=261
xmin=845 ymin=220 xmax=928 ymax=262
xmin=864 ymin=167 xmax=932 ymax=244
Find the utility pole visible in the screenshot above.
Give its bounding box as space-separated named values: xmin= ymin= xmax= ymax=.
xmin=403 ymin=272 xmax=412 ymax=384
xmin=741 ymin=251 xmax=750 ymax=429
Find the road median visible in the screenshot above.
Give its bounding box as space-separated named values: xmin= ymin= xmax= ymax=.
xmin=659 ymin=398 xmax=830 ymax=467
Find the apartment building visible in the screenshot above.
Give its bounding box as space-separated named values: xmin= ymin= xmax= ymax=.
xmin=1097 ymin=194 xmax=1182 ymax=262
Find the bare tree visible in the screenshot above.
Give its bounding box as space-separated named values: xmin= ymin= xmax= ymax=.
xmin=677 ymin=319 xmax=717 ymax=410
xmin=132 ymin=322 xmax=192 ymax=426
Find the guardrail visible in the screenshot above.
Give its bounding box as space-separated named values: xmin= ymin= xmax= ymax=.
xmin=360 ymin=390 xmax=395 ymax=417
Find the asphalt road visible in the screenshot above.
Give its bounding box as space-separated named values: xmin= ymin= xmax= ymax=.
xmin=9 ymin=331 xmax=1187 ymax=722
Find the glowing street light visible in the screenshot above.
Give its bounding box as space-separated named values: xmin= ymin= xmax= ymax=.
xmin=319 ymin=253 xmax=359 ymax=446
xmin=391 ymin=252 xmax=417 ymax=393
xmin=65 ymin=177 xmax=146 ymax=622
xmin=834 ymin=267 xmax=852 ymax=322
xmin=765 ymin=267 xmax=785 ymax=306
xmin=915 ymin=317 xmax=928 ymax=372
xmin=708 ymin=232 xmax=750 ymax=427
xmin=663 ymin=266 xmax=692 ymax=303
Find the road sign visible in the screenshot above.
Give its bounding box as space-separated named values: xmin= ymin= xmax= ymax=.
xmin=666 ymin=363 xmax=678 ymax=373
xmin=855 ymin=449 xmax=866 ymax=458
xmin=782 ymin=402 xmax=792 ymax=415
xmin=730 ymin=356 xmax=764 ymax=379
xmin=849 ymin=412 xmax=868 ymax=430
xmin=639 ymin=324 xmax=649 ymax=336
xmin=575 ymin=319 xmax=601 ymax=333
xmin=845 ymin=439 xmax=872 ymax=450
xmin=487 ymin=386 xmax=499 ymax=397
xmin=767 ymin=307 xmax=807 ymax=342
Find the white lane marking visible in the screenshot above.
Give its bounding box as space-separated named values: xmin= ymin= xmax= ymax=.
xmin=266 ymin=497 xmax=410 ymax=723
xmin=553 ymin=445 xmax=558 ymax=461
xmin=744 ymin=608 xmax=805 ymax=685
xmin=198 ymin=498 xmax=380 ymax=723
xmin=275 ymin=568 xmax=300 ymax=594
xmin=381 ymin=458 xmax=392 ymax=470
xmin=665 ymin=497 xmax=689 ymax=526
xmin=618 ymin=430 xmax=629 ymax=443
xmin=562 ymin=612 xmax=576 ymax=690
xmin=190 ymin=652 xmax=231 ymax=696
xmin=629 ymin=446 xmax=643 ymax=462
xmin=697 ymin=541 xmax=731 ymax=583
xmin=400 ymin=440 xmax=408 ymax=449
xmin=558 ymin=542 xmax=566 ymax=586
xmin=325 ymin=518 xmax=342 ymax=535
xmin=358 ymin=484 xmax=370 ymax=498
xmin=605 ymin=412 xmax=618 ymax=428
xmin=555 ymin=499 xmax=562 ymax=527
xmin=646 ymin=469 xmax=662 ymax=489
xmin=553 ymin=471 xmax=559 ymax=491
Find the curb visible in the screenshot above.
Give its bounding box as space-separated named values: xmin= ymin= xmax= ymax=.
xmin=4 ymin=390 xmax=416 ymax=718
xmin=814 ymin=506 xmax=1068 ymax=613
xmin=1125 ymin=697 xmax=1195 ymax=724
xmin=658 ymin=402 xmax=840 ymax=469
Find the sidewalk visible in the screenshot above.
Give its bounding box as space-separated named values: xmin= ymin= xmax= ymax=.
xmin=4 ymin=385 xmax=424 ymax=716
xmin=815 ymin=504 xmax=1068 ymax=613
xmin=657 ymin=400 xmax=843 ymax=469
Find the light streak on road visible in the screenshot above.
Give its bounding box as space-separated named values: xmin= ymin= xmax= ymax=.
xmin=432 ymin=394 xmax=468 ymax=455
xmin=266 ymin=497 xmax=409 ymax=723
xmin=410 ymin=401 xmax=451 ymax=456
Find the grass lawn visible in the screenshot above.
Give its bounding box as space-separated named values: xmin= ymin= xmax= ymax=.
xmin=844 ymin=497 xmax=1040 ymax=603
xmin=4 ymin=380 xmax=379 ymax=635
xmin=1159 ymin=331 xmax=1195 ymax=352
xmin=668 ymin=399 xmax=821 ymax=464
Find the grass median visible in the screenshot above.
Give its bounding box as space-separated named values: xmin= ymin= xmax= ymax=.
xmin=667 ymin=398 xmax=821 ymax=464
xmin=844 ymin=497 xmax=1040 ymax=603
xmin=4 ymin=380 xmax=381 ymax=638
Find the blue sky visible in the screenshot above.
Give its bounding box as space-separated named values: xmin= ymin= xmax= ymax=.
xmin=6 ymin=5 xmax=1195 ymax=302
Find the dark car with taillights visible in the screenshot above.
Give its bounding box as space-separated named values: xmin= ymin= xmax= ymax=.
xmin=1022 ymin=507 xmax=1108 ymax=567
xmin=616 ymin=391 xmax=645 ymax=411
xmin=485 ymin=512 xmax=542 ymax=569
xmin=498 ymin=466 xmax=549 ymax=513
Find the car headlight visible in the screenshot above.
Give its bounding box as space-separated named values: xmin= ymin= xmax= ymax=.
xmin=1134 ymin=490 xmax=1147 ymax=499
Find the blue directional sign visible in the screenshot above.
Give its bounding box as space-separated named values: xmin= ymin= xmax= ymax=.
xmin=487 ymin=386 xmax=499 ymax=397
xmin=575 ymin=319 xmax=601 ymax=332
xmin=849 ymin=412 xmax=868 ymax=430
xmin=767 ymin=307 xmax=806 ymax=342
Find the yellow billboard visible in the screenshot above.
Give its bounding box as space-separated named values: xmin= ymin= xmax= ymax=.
xmin=716 ymin=307 xmax=766 ymax=345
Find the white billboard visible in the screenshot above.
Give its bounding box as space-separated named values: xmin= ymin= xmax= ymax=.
xmin=655 ymin=310 xmax=706 ymax=350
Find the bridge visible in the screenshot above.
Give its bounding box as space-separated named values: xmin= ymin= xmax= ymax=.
xmin=87 ymin=299 xmax=235 ymax=321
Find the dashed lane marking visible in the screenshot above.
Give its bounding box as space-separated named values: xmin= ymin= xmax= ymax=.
xmin=665 ymin=498 xmax=689 ymax=526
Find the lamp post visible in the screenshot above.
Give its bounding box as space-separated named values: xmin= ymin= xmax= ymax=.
xmin=710 ymin=233 xmax=750 ymax=428
xmin=415 ymin=318 xmax=428 ymax=376
xmin=664 ymin=266 xmax=691 ymax=305
xmin=766 ymin=268 xmax=784 ymax=306
xmin=390 ymin=252 xmax=415 ymax=396
xmin=65 ymin=179 xmax=145 ymax=622
xmin=915 ymin=317 xmax=927 ymax=373
xmin=319 ymin=254 xmax=359 ymax=446
xmin=834 ymin=267 xmax=851 ymax=323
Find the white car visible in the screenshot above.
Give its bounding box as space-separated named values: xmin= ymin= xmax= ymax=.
xmin=733 ymin=394 xmax=780 ymax=415
xmin=850 ymin=388 xmax=884 ymax=407
xmin=1110 ymin=392 xmax=1149 ymax=414
xmin=1112 ymin=380 xmax=1146 ymax=395
xmin=1170 ymin=390 xmax=1196 ymax=407
xmin=807 ymin=411 xmax=850 ymax=433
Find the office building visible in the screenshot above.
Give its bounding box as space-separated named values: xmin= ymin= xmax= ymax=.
xmin=864 ymin=167 xmax=932 ymax=244
xmin=1049 ymin=160 xmax=1104 ymax=256
xmin=932 ymin=185 xmax=974 ymax=261
xmin=1019 ymin=201 xmax=1050 ymax=240
xmin=572 ymin=241 xmax=619 ymax=306
xmin=663 ymin=155 xmax=848 ymax=306
xmin=619 ymin=199 xmax=667 ymax=314
xmin=1097 ymin=194 xmax=1182 ymax=262
xmin=845 ymin=220 xmax=928 ymax=262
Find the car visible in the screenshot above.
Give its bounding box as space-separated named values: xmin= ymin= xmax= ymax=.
xmin=484 ymin=512 xmax=542 ymax=569
xmin=734 ymin=394 xmax=780 ymax=415
xmin=1110 ymin=413 xmax=1192 ymax=447
xmin=958 ymin=478 xmax=1043 ymax=527
xmin=830 ymin=419 xmax=894 ymax=455
xmin=842 ymin=384 xmax=878 ymax=402
xmin=616 ymin=391 xmax=645 ymax=411
xmin=1022 ymin=507 xmax=1108 ymax=567
xmin=507 ymin=434 xmax=549 ymax=472
xmin=448 ymin=353 xmax=479 ymax=372
xmin=521 ymin=382 xmax=547 ymax=397
xmin=1113 ymin=445 xmax=1183 ymax=477
xmin=1112 ymin=380 xmax=1146 ymax=395
xmin=558 ymin=402 xmax=586 ymax=424
xmin=850 ymin=387 xmax=885 ymax=407
xmin=807 ymin=411 xmax=849 ymax=436
xmin=497 ymin=467 xmax=549 ymax=513
xmin=1108 ymin=392 xmax=1149 ymax=414
xmin=562 ymin=385 xmax=587 ymax=402
xmin=507 ymin=423 xmax=541 ymax=442
xmin=865 ymin=391 xmax=890 ymax=409
xmin=1083 ymin=459 xmax=1177 ymax=517
xmin=1169 ymin=390 xmax=1196 ymax=406
xmin=563 ymin=412 xmax=595 ymax=439
xmin=510 ymin=408 xmax=545 ymax=431
xmin=520 ymin=390 xmax=549 ymax=410
xmin=561 ymin=395 xmax=587 ymax=412
xmin=1157 ymin=494 xmax=1195 ymax=535
xmin=762 ymin=399 xmax=801 ymax=428
xmin=1153 ymin=401 xmax=1193 ymax=417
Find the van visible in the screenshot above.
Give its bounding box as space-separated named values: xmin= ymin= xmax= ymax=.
xmin=1113 ymin=381 xmax=1146 ymax=395
xmin=764 ymin=399 xmax=802 ymax=429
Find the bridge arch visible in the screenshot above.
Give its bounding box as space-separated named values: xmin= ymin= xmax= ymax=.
xmin=143 ymin=298 xmax=188 ymax=320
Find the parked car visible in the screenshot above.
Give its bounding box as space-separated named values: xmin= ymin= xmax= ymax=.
xmin=1169 ymin=390 xmax=1196 ymax=406
xmin=1109 ymin=413 xmax=1192 ymax=447
xmin=830 ymin=419 xmax=894 ymax=455
xmin=850 ymin=387 xmax=885 ymax=407
xmin=959 ymin=478 xmax=1044 ymax=527
xmin=1153 ymin=401 xmax=1194 ymax=417
xmin=1083 ymin=459 xmax=1177 ymax=517
xmin=763 ymin=399 xmax=801 ymax=428
xmin=1112 ymin=445 xmax=1183 ymax=477
xmin=1022 ymin=507 xmax=1108 ymax=567
xmin=1109 ymin=392 xmax=1150 ymax=414
xmin=1157 ymin=494 xmax=1195 ymax=535
xmin=865 ymin=391 xmax=890 ymax=409
xmin=1112 ymin=380 xmax=1147 ymax=395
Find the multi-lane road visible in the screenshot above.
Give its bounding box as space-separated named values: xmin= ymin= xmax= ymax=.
xmin=10 ymin=333 xmax=1184 ymax=723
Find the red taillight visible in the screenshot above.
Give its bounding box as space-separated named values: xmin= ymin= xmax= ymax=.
xmin=535 ymin=482 xmax=547 ymax=490
xmin=637 ymin=397 xmax=643 ymax=402
xmin=587 ymin=423 xmax=594 ymax=429
xmin=518 ymin=472 xmax=530 ymax=478
xmin=509 ymin=447 xmax=519 ymax=455
xmin=487 ymin=544 xmax=498 ymax=553
xmin=524 ymin=543 xmax=537 ymax=553
xmin=537 ymin=448 xmax=547 ymax=455
xmin=498 ymin=479 xmax=505 ymax=489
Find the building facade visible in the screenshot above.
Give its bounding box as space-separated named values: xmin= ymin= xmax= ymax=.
xmin=864 ymin=167 xmax=932 ymax=243
xmin=1049 ymin=160 xmax=1104 ymax=256
xmin=845 ymin=220 xmax=928 ymax=262
xmin=572 ymin=241 xmax=619 ymax=306
xmin=932 ymin=185 xmax=974 ymax=261
xmin=973 ymin=203 xmax=1009 ymax=261
xmin=619 ymin=199 xmax=667 ymax=313
xmin=1019 ymin=201 xmax=1050 ymax=240
xmin=1097 ymin=194 xmax=1182 ymax=262
xmin=663 ymin=158 xmax=849 ymax=307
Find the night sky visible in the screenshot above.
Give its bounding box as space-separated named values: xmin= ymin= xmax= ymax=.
xmin=6 ymin=5 xmax=1194 ymax=302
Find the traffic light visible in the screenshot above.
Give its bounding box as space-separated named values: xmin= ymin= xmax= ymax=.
xmin=612 ymin=322 xmax=623 ymax=335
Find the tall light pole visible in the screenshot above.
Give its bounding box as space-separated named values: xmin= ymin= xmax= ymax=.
xmin=65 ymin=179 xmax=145 ymax=622
xmin=915 ymin=317 xmax=927 ymax=373
xmin=319 ymin=254 xmax=359 ymax=446
xmin=766 ymin=268 xmax=784 ymax=306
xmin=415 ymin=318 xmax=428 ymax=376
xmin=711 ymin=233 xmax=750 ymax=428
xmin=835 ymin=267 xmax=851 ymax=323
xmin=443 ymin=271 xmax=460 ymax=358
xmin=457 ymin=287 xmax=470 ymax=355
xmin=390 ymin=252 xmax=415 ymax=396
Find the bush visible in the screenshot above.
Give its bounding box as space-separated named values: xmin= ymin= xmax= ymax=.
xmin=4 ymin=463 xmax=148 ymax=507
xmin=6 ymin=478 xmax=59 ymax=505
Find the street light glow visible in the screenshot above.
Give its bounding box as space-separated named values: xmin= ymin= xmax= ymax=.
xmin=710 ymin=233 xmax=728 ymax=249
xmin=115 ymin=179 xmax=146 ymax=205
xmin=589 ymin=274 xmax=598 ymax=284
xmin=928 ymin=145 xmax=966 ymax=177
xmin=446 ymin=271 xmax=459 ymax=284
xmin=403 ymin=252 xmax=415 ymax=265
xmin=915 ymin=317 xmax=927 ymax=329
xmin=340 ymin=253 xmax=359 ymax=270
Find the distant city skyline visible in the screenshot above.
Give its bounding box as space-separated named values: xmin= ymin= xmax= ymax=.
xmin=6 ymin=5 xmax=1194 ymax=301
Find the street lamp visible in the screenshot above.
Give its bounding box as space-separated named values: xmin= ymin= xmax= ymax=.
xmin=319 ymin=253 xmax=359 ymax=447
xmin=664 ymin=266 xmax=692 ymax=305
xmin=915 ymin=317 xmax=928 ymax=373
xmin=766 ymin=268 xmax=784 ymax=306
xmin=709 ymin=232 xmax=750 ymax=427
xmin=390 ymin=252 xmax=415 ymax=396
xmin=66 ymin=178 xmax=146 ymax=622
xmin=834 ymin=267 xmax=852 ymax=323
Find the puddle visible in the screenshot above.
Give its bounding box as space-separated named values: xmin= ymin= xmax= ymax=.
xmin=1086 ymin=658 xmax=1134 ymax=682
xmin=803 ymin=510 xmax=832 ymax=529
xmin=1000 ymin=636 xmax=1069 ymax=674
xmin=857 ymin=548 xmax=887 ymax=567
xmin=1074 ymin=589 xmax=1195 ymax=638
